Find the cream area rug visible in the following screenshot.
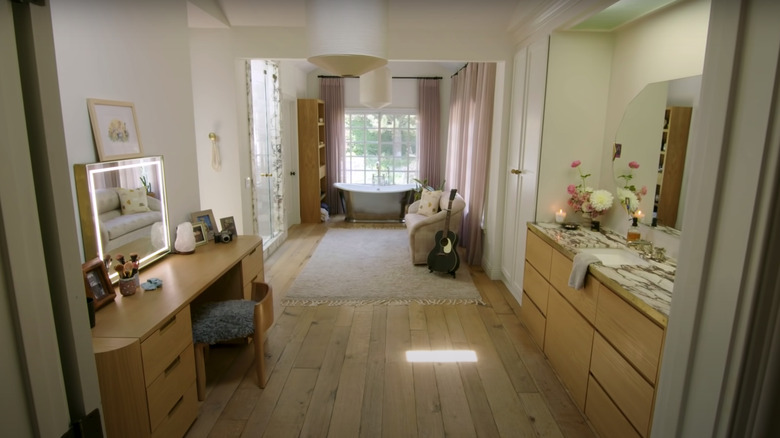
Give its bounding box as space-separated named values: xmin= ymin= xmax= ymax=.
xmin=281 ymin=228 xmax=485 ymax=306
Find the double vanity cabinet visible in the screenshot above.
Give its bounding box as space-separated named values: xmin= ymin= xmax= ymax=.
xmin=91 ymin=236 xmax=264 ymax=438
xmin=520 ymin=223 xmax=673 ymax=438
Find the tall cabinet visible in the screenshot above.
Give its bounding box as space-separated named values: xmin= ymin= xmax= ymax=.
xmin=654 ymin=106 xmax=692 ymax=227
xmin=297 ymin=99 xmax=327 ymax=223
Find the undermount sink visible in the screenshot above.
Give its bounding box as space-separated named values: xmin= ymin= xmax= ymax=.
xmin=578 ymin=247 xmax=650 ymax=267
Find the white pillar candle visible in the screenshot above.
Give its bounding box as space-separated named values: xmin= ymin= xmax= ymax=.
xmin=555 ymin=209 xmax=567 ymax=224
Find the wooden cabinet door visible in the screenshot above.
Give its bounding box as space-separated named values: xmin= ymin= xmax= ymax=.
xmin=544 ymin=289 xmax=594 ymax=410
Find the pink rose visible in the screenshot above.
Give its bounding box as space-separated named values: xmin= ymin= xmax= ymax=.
xmin=571 ymin=160 xmax=581 ymax=168
xmin=567 ymin=184 xmax=577 ymax=195
xmin=629 ymin=161 xmax=640 ymax=169
xmin=639 ymin=186 xmax=648 ymax=195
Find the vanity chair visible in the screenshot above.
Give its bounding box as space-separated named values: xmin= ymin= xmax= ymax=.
xmin=404 ymin=192 xmax=466 ymax=264
xmin=191 ymin=281 xmax=274 ymax=400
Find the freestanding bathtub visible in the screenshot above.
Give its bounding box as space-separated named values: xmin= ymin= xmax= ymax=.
xmin=334 ymin=183 xmax=415 ymax=223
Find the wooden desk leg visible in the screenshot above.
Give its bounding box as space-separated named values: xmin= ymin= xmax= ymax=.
xmin=194 ymin=343 xmax=207 ymax=401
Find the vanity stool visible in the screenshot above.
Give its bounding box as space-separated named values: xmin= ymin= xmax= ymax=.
xmin=191 ymin=282 xmax=274 ymax=401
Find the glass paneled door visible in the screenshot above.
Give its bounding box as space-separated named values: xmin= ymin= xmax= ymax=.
xmin=248 ymin=60 xmax=284 ymax=246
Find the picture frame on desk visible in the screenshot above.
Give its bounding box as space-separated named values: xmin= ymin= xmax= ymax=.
xmin=220 ymin=216 xmax=237 ymax=236
xmin=82 ymin=257 xmax=115 ymax=310
xmin=191 ymin=209 xmax=217 ymax=240
xmin=192 ymin=222 xmax=208 ymax=247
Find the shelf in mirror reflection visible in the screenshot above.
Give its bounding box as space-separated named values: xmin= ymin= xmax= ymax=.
xmin=74 ymin=156 xmax=171 ymax=283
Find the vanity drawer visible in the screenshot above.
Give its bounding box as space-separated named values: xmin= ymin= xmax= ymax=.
xmin=590 ymin=333 xmax=654 ymax=436
xmin=146 ymin=343 xmax=196 ymax=431
xmin=151 ymin=383 xmax=199 ymax=438
xmin=523 ymin=261 xmax=549 ymax=315
xmin=526 ymin=230 xmax=552 ymax=280
xmin=585 ymin=375 xmax=642 ymax=438
xmin=241 ymin=246 xmax=264 ymax=286
xmin=549 ymin=250 xmax=599 ymax=323
xmin=544 ymin=289 xmax=594 ymax=410
xmin=595 ymin=285 xmax=663 ymax=383
xmin=519 ymin=291 xmax=546 ymax=348
xmin=141 ymin=307 xmax=192 ymax=387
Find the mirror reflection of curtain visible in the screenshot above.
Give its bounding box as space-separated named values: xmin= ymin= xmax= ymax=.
xmin=93 ymin=171 xmax=119 ymax=189
xmin=248 ymin=60 xmax=283 ymax=245
xmin=119 ymin=167 xmax=143 ymax=189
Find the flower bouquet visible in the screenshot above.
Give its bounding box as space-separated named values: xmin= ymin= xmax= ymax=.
xmin=616 ymin=161 xmax=648 ymax=217
xmin=567 ymin=160 xmax=614 ymax=229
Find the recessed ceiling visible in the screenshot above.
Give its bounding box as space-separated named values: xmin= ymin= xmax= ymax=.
xmin=569 ymin=0 xmax=679 ymax=31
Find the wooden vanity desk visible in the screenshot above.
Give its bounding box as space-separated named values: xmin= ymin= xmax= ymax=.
xmin=92 ymin=236 xmax=263 ymax=438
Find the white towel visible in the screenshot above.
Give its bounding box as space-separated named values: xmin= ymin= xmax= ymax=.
xmin=568 ymin=253 xmax=601 ymax=290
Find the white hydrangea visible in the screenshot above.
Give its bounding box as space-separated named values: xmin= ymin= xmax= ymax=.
xmin=590 ymin=189 xmax=614 ymax=212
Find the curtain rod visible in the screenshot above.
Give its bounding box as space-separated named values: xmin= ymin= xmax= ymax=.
xmin=317 ymin=75 xmax=442 ymax=80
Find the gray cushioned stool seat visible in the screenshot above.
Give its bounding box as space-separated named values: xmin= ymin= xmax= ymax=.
xmin=192 ymin=300 xmax=255 ymax=344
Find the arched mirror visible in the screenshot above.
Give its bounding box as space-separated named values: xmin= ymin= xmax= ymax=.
xmin=75 ymin=156 xmax=170 ymax=282
xmin=613 ymin=76 xmax=701 ymax=231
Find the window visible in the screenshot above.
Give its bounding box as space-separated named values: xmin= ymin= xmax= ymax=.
xmin=344 ymin=110 xmax=418 ymax=185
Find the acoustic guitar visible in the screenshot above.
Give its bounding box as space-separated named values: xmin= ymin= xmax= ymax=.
xmin=427 ymin=189 xmax=460 ymax=277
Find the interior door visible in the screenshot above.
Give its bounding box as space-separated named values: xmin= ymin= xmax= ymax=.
xmin=501 ymin=38 xmax=550 ymax=301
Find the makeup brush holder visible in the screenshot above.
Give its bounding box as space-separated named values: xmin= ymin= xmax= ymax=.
xmin=119 ymin=274 xmax=138 ymax=296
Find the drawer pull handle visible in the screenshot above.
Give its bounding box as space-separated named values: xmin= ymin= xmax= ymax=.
xmin=159 ymin=316 xmax=177 ymax=333
xmin=168 ymin=395 xmax=184 ymax=417
xmin=164 ymin=356 xmax=181 ymax=375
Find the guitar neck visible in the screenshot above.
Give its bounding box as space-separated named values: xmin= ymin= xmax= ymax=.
xmin=442 ymin=189 xmax=457 ymax=235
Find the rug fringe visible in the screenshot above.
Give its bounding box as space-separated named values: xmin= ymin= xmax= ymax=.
xmin=281 ymin=297 xmax=487 ymax=307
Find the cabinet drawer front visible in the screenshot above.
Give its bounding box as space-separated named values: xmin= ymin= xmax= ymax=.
xmin=586 ymin=376 xmax=642 ymax=438
xmin=151 ymin=383 xmax=199 ymax=438
xmin=595 ymin=285 xmax=663 ymax=383
xmin=241 ymin=246 xmax=264 ymax=286
xmin=523 ymin=261 xmax=549 ymax=315
xmin=147 ymin=344 xmax=196 ymax=431
xmin=549 ymin=250 xmax=599 ymax=323
xmin=141 ymin=308 xmax=192 ymax=387
xmin=526 ymin=231 xmax=552 ymax=279
xmin=544 ymin=290 xmax=594 ymax=410
xmin=591 ymin=333 xmax=654 ymax=436
xmin=519 ymin=292 xmax=546 ymax=348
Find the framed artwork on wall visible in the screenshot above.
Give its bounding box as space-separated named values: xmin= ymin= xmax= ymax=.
xmin=87 ymin=98 xmax=144 ymax=161
xmin=190 ymin=209 xmax=217 ymax=240
xmin=81 ymin=257 xmax=115 ymax=310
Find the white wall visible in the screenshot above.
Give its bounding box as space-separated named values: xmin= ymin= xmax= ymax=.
xmin=53 ymin=0 xmax=201 ymax=233
xmin=536 ymin=32 xmax=613 ymax=221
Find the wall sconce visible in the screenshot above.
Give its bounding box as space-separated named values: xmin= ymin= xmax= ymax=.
xmin=360 ymin=66 xmax=392 ymax=108
xmin=306 ymin=0 xmax=388 ymax=76
xmin=209 ymin=132 xmax=221 ymax=172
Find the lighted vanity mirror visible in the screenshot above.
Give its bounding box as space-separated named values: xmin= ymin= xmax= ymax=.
xmin=613 ymin=76 xmax=701 ymax=231
xmin=74 ymin=156 xmax=170 ymax=282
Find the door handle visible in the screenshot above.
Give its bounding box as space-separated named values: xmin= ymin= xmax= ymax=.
xmin=510 ymin=169 xmax=524 ymax=175
xmin=260 ymin=173 xmax=273 ymax=177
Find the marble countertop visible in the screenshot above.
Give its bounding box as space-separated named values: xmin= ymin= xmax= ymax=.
xmin=528 ymin=222 xmax=675 ymax=327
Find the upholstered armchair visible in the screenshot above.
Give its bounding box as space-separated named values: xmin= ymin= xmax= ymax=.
xmin=404 ymin=192 xmax=466 ymax=265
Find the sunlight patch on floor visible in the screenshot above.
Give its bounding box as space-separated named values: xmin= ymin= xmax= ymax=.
xmin=406 ymin=350 xmax=478 ymax=363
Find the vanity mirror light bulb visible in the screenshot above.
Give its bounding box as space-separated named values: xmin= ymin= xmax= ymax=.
xmin=555 ymin=209 xmax=567 ymax=224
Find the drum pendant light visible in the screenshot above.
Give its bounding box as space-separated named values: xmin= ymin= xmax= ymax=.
xmin=306 ymin=0 xmax=388 ymax=77
xmin=360 ymin=66 xmax=392 ymax=108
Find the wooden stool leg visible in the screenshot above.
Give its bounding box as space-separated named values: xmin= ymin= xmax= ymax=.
xmin=194 ymin=343 xmax=207 ymax=401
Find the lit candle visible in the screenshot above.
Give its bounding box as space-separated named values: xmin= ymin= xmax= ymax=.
xmin=634 ymin=210 xmax=645 ymax=221
xmin=555 ymin=209 xmax=567 ymax=224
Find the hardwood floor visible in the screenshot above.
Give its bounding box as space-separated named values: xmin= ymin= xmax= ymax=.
xmin=184 ymin=220 xmax=596 ymax=438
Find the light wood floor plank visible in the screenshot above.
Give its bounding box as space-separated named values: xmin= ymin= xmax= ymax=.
xmin=382 ymin=306 xmax=417 ymax=438
xmin=328 ymin=306 xmax=373 ymax=438
xmin=457 ymin=305 xmax=538 ymax=437
xmin=478 ymin=305 xmax=538 ymax=393
xmin=299 ymin=325 xmax=351 ymax=437
xmin=519 ymin=392 xmax=566 ymax=438
xmin=294 ymin=306 xmax=340 ymax=369
xmin=359 ymin=305 xmax=387 ymax=438
xmin=410 ymin=329 xmax=445 ymax=438
xmin=262 ymin=368 xmax=319 ymax=438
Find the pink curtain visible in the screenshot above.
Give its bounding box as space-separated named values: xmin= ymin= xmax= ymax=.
xmin=319 ymin=78 xmax=346 ymax=214
xmin=417 ymin=78 xmax=441 ymax=187
xmin=445 ymin=63 xmax=496 ymax=265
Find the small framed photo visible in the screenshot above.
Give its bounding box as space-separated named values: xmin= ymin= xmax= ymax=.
xmin=220 ymin=216 xmax=237 ymax=236
xmin=87 ymin=99 xmax=144 ymax=161
xmin=190 ymin=209 xmax=217 ymax=239
xmin=82 ymin=257 xmax=115 ymax=310
xmin=192 ymin=222 xmax=208 ymax=246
